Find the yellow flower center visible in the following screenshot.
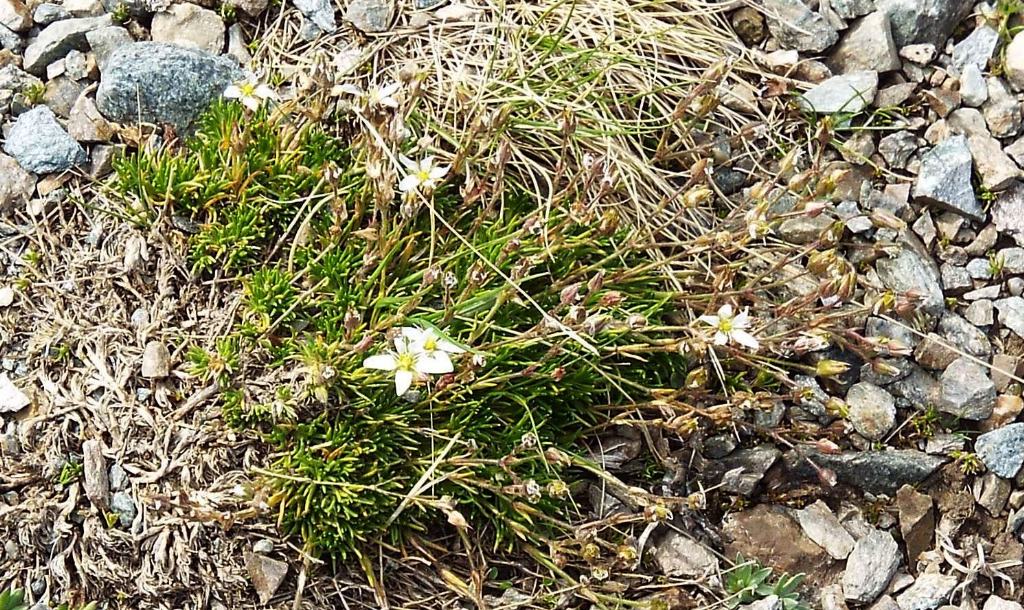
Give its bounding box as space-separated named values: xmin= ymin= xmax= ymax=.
xmin=417 ymin=169 xmax=432 ymax=182
xmin=239 ymin=82 xmax=257 ymax=97
xmin=396 ymin=352 xmax=416 ymax=371
xmin=718 ymin=318 xmax=733 ymax=332
xmin=422 ymin=337 xmax=437 ymax=351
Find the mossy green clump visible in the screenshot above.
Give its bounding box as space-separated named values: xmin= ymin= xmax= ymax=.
xmin=114 ymin=100 xmax=692 ymax=559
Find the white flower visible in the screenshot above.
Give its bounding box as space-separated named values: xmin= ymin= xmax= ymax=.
xmin=332 ymin=82 xmax=401 ymax=110
xmin=363 ymin=333 xmax=453 ymax=396
xmin=401 ymin=326 xmax=463 ymax=372
xmin=399 ymin=155 xmax=450 ymax=193
xmin=698 ymin=304 xmax=759 ymax=350
xmin=223 ymin=77 xmax=277 ymax=111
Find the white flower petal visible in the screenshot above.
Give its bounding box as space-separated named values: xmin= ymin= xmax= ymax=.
xmin=416 ymin=352 xmax=454 ymax=375
xmin=223 ymin=85 xmax=242 ymax=99
xmin=429 ymin=165 xmax=450 ymax=180
xmin=363 ymin=353 xmax=398 ymax=371
xmin=399 ymin=175 xmax=421 ymax=192
xmin=698 ymin=315 xmax=719 ymax=327
xmin=401 ymin=327 xmax=426 ymax=345
xmin=399 ymin=154 xmax=418 ymax=170
xmin=379 ymin=82 xmax=402 ymax=97
xmin=335 ymin=83 xmax=364 ymax=96
xmin=254 ymin=84 xmax=278 ymax=100
xmin=717 ymin=303 xmax=734 ymax=319
xmin=436 ymin=339 xmax=464 ymax=354
xmin=380 ymin=96 xmax=399 ymax=108
xmin=395 ymin=369 xmax=414 ymax=396
xmin=733 ymin=309 xmax=750 ymax=328
xmin=242 ymin=96 xmax=260 ymax=111
xmin=731 ymin=330 xmax=760 ymax=350
xmin=713 ymin=331 xmax=729 ymax=345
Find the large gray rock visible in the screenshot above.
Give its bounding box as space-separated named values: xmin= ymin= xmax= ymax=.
xmin=968 ymin=135 xmax=1022 ymax=191
xmin=792 ymin=500 xmax=855 ymax=560
xmin=842 ymin=529 xmax=901 ymax=603
xmin=875 ymin=235 xmax=944 ymax=315
xmin=829 ymin=12 xmax=900 ymax=74
xmin=0 ymin=0 xmax=31 ymax=32
xmin=993 ymin=183 xmax=1024 ymax=246
xmin=344 ymin=0 xmax=391 ymax=33
xmin=952 ymin=25 xmax=999 ymax=73
xmin=22 ymin=14 xmax=110 ymax=75
xmin=938 ymin=357 xmax=995 ymax=420
xmin=762 ymin=0 xmax=839 ymax=52
xmin=912 ymin=135 xmax=984 ymax=222
xmin=846 ymin=382 xmax=896 ymax=440
xmin=0 ymin=153 xmax=35 ymax=210
xmin=976 ymin=423 xmax=1024 ymax=478
xmin=995 ymin=296 xmax=1024 ymax=339
xmin=96 ymin=42 xmax=243 ymax=130
xmin=295 ymin=0 xmax=336 ymax=36
xmin=2 ymin=106 xmax=86 ymax=173
xmin=799 ymin=71 xmax=878 ymax=114
xmin=150 ymin=3 xmax=225 ymax=54
xmin=718 ymin=445 xmax=780 ymax=496
xmin=874 ymin=0 xmax=973 ymax=47
xmin=984 ymin=77 xmax=1022 ymax=138
xmin=652 ymin=530 xmax=720 ymax=577
xmin=895 ymin=573 xmax=957 ymax=610
xmin=1006 ymin=31 xmax=1024 ymax=90
xmin=783 ymin=449 xmax=945 ymax=495
xmin=938 ymin=312 xmax=991 ymax=359
xmin=85 ymin=26 xmax=133 ymax=71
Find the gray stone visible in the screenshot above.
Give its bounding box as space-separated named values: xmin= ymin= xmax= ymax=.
xmin=843 ymin=529 xmax=901 ymax=603
xmin=969 ymin=135 xmax=1021 ymax=191
xmin=0 ymin=0 xmax=31 ymax=32
xmin=85 ymin=26 xmax=133 ymax=71
xmin=294 ymin=0 xmax=336 ymax=36
xmin=652 ymin=530 xmax=720 ymax=577
xmin=830 ymin=12 xmax=900 ymax=74
xmin=227 ymin=23 xmax=251 ymax=65
xmin=109 ymin=463 xmax=128 ymax=490
xmin=947 ymin=107 xmax=989 ymax=138
xmin=68 ymin=94 xmax=115 ymax=142
xmin=0 ymin=22 xmax=21 ymax=52
xmin=878 ymin=131 xmax=918 ymax=169
xmin=830 ymin=0 xmax=874 ymax=19
xmin=993 ymin=184 xmax=1024 ymax=247
xmin=1007 ymin=31 xmax=1024 ymax=90
xmin=741 ymin=597 xmax=783 ymax=610
xmin=875 ymin=235 xmax=945 ymax=315
xmin=874 ymin=0 xmax=973 ymax=47
xmin=984 ymin=597 xmax=1024 ymax=610
xmin=938 ymin=357 xmax=995 ymax=420
xmin=914 ymin=333 xmax=958 ymax=370
xmin=96 ymin=42 xmax=243 ymax=131
xmin=939 ymin=263 xmax=972 ymax=294
xmin=783 ymin=449 xmax=945 ymax=495
xmin=938 ymin=312 xmax=991 ymax=359
xmin=984 ymin=78 xmax=1022 ymax=138
xmin=960 ymin=64 xmax=988 ymax=107
xmin=894 ymin=573 xmax=957 ymax=610
xmin=151 ymin=3 xmax=225 ymax=54
xmin=344 ymin=0 xmax=392 ymax=33
xmin=110 ymin=490 xmax=137 ymax=527
xmin=33 ymin=3 xmax=70 ymax=24
xmin=995 ymin=296 xmax=1024 ymax=338
xmin=44 ymin=75 xmax=87 ymax=118
xmin=793 ymin=500 xmax=856 ymax=560
xmin=0 ymin=153 xmax=35 ymax=210
xmin=22 ymin=15 xmax=110 ymax=75
xmin=952 ymin=25 xmax=999 ymax=73
xmin=799 ymin=71 xmax=878 ymax=114
xmin=1001 ymin=247 xmax=1024 ymax=273
xmin=719 ymin=445 xmax=780 ymax=496
xmin=2 ymin=106 xmax=86 ymax=174
xmin=976 ymin=423 xmax=1024 ymax=478
xmin=846 ymin=382 xmax=896 ymax=440
xmin=227 ymin=0 xmax=266 ymax=15
xmin=900 ymin=43 xmax=935 ymax=65
xmin=81 ymin=439 xmax=109 ymax=510
xmin=246 ymin=552 xmax=288 ymax=604
xmin=763 ymin=0 xmax=839 ymax=52
xmin=965 ymin=300 xmax=994 ymax=326
xmin=896 ymin=485 xmax=934 ymax=568
xmin=778 ymin=214 xmax=831 ymax=244
xmin=912 ymin=135 xmax=983 ymax=222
